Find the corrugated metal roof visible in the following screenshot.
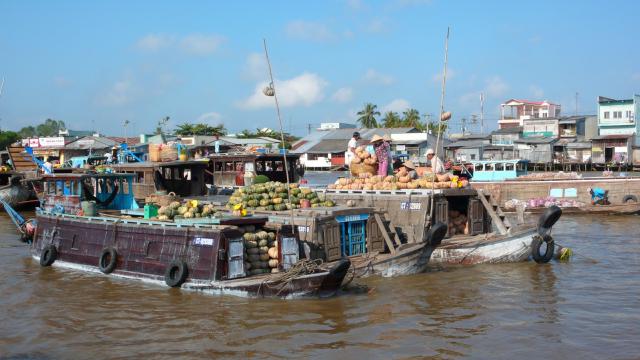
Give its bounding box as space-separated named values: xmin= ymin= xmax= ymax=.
xmin=305 ymin=139 xmax=349 ymax=153
xmin=514 ymin=137 xmax=557 ymax=144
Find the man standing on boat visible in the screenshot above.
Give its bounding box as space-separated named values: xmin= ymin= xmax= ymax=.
xmin=588 ymin=187 xmax=609 ymax=205
xmin=345 ymin=131 xmax=360 ymax=168
xmin=426 ymin=148 xmax=445 ymax=174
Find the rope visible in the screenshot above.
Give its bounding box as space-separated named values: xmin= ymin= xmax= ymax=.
xmin=259 ymin=258 xmax=324 ymax=296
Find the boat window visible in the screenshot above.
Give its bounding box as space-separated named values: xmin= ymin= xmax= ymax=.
xmin=505 ymin=163 xmax=515 ymax=171
xmin=214 ymin=161 xmax=223 ymax=172
xmin=517 ymin=162 xmax=526 ymax=171
xmin=184 ymin=169 xmax=192 ymax=180
xmin=164 ymin=167 xmax=172 ymax=179
xmin=136 ymin=171 xmax=144 ymax=183
xmin=494 ymin=163 xmax=504 ymax=171
xmin=256 ymin=161 xmax=264 ymax=171
xmin=475 ymin=163 xmax=484 ymax=171
xmin=224 ymin=162 xmax=234 ymax=172
xmin=121 ymin=178 xmax=129 ymax=194
xmin=485 ymin=163 xmax=494 ymax=171
xmin=274 ymin=161 xmax=283 ymax=171
xmin=245 ymin=162 xmax=255 ymax=172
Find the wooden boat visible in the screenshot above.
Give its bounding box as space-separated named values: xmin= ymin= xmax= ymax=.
xmin=505 ymin=202 xmax=640 ymax=215
xmin=321 ymin=188 xmax=563 ymax=271
xmin=29 ymin=173 xmax=350 ymax=299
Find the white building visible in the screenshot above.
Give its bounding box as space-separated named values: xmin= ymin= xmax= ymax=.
xmin=499 ymin=99 xmax=561 ymax=129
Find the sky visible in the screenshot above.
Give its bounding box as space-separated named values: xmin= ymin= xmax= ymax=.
xmin=1 ymin=0 xmax=639 ymax=137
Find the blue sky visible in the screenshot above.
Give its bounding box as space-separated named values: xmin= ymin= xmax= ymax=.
xmin=1 ymin=0 xmax=639 ymax=137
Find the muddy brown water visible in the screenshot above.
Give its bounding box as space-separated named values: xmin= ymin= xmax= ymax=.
xmin=1 ymin=212 xmax=639 ymax=359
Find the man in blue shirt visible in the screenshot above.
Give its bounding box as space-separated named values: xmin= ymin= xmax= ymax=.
xmin=588 ymin=187 xmax=609 ymax=205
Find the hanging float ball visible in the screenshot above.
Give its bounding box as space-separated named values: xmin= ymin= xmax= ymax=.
xmin=440 ymin=111 xmax=452 ymax=121
xmin=262 ymin=86 xmax=275 ymax=96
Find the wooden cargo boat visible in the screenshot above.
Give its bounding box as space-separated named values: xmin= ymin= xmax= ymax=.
xmin=321 ymin=188 xmax=562 ymax=270
xmin=29 ymin=173 xmax=350 ymax=298
xmin=468 ymin=159 xmax=640 ymax=213
xmin=504 ymin=202 xmax=640 ymax=215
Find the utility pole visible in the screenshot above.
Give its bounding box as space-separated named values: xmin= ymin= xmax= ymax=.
xmin=480 ymin=92 xmax=485 ymax=135
xmin=307 ymin=123 xmax=311 ymax=135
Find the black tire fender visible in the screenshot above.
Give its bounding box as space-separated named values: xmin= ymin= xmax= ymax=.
xmin=164 ymin=260 xmax=189 ymax=288
xmin=426 ymin=222 xmax=448 ymax=247
xmin=40 ymin=245 xmax=58 ymax=267
xmin=622 ymin=195 xmax=638 ymax=203
xmin=532 ymin=234 xmax=554 ymax=264
xmin=538 ymin=205 xmax=562 ymax=236
xmin=98 ymin=247 xmax=118 ymax=274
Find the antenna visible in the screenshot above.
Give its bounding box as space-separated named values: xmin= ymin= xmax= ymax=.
xmin=480 ymin=92 xmax=485 ymax=135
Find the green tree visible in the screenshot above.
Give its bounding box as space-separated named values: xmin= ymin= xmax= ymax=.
xmin=381 ymin=111 xmax=402 ymax=128
xmin=156 ymin=116 xmax=170 ymax=135
xmin=427 ymin=121 xmax=448 ymax=136
xmin=35 ymin=118 xmax=66 ymax=136
xmin=401 ymin=108 xmax=422 ymax=129
xmin=0 ymin=131 xmax=20 ymax=150
xmin=18 ymin=126 xmax=37 ymax=138
xmin=174 ymin=123 xmax=227 ymax=136
xmin=236 ymin=128 xmax=299 ymax=149
xmin=357 ymin=103 xmax=380 ymax=128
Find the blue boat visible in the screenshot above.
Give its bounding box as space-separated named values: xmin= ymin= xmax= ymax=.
xmin=469 ymin=159 xmax=529 ymax=181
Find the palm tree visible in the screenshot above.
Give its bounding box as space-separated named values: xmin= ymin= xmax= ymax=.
xmin=427 ymin=121 xmax=448 ymax=136
xmin=402 ymin=108 xmax=422 ymax=129
xmin=357 ymin=103 xmax=380 ymax=128
xmin=381 ymin=111 xmax=402 ymax=128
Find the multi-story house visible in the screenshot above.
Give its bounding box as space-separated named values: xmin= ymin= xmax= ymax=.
xmin=592 ymin=95 xmax=640 ymax=166
xmin=498 ymin=99 xmax=561 ymax=129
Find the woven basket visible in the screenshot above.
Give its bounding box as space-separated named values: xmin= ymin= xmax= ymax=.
xmin=350 ymin=163 xmax=377 ymax=177
xmin=145 ymin=192 xmax=178 ymax=206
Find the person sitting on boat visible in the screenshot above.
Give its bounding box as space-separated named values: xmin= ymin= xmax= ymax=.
xmin=401 ymin=160 xmax=419 ymax=180
xmin=371 ymin=135 xmax=390 ymax=176
xmin=588 ymin=187 xmax=609 ymax=205
xmin=345 ymin=132 xmax=361 ymax=168
xmin=383 ymin=134 xmax=394 ymax=175
xmin=426 ymin=148 xmax=445 ymax=174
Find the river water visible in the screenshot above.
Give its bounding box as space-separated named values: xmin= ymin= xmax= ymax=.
xmin=1 ymin=176 xmax=640 ymax=358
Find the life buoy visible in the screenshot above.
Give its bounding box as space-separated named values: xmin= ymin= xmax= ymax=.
xmin=622 ymin=195 xmax=638 ymax=203
xmin=164 ymin=260 xmax=189 ymax=287
xmin=426 ymin=222 xmax=448 ymax=246
xmin=531 ymin=234 xmax=554 ymax=264
xmin=40 ymin=245 xmax=58 ymax=267
xmin=537 ymin=205 xmax=562 ymax=235
xmin=98 ymin=247 xmax=118 ymax=274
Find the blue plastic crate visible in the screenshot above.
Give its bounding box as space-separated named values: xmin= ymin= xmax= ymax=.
xmin=336 ymin=214 xmax=368 ymax=257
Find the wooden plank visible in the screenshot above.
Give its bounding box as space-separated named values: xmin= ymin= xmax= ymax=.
xmin=374 ymin=213 xmax=396 ymax=254
xmin=476 ymin=190 xmax=508 ymax=235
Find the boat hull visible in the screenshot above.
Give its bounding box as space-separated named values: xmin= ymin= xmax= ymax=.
xmin=352 ymin=242 xmax=435 ymax=278
xmin=31 ymin=212 xmax=349 ymax=298
xmin=429 ymin=229 xmax=536 ymax=265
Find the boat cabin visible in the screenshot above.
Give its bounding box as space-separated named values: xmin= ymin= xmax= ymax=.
xmin=40 ymin=173 xmax=139 ymax=215
xmin=209 ymin=152 xmax=303 ymax=186
xmin=470 ymin=159 xmax=528 ymax=181
xmin=155 ymin=160 xmax=211 ymax=197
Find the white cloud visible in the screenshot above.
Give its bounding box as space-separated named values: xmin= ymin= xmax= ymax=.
xmin=346 ymin=0 xmax=366 ymax=10
xmin=197 ymin=112 xmax=222 ymax=123
xmin=331 ymin=87 xmax=353 ymax=103
xmin=134 ymin=33 xmax=224 ymax=55
xmin=180 ymin=34 xmax=225 ymax=55
xmin=285 ymin=20 xmax=334 ymax=42
xmin=432 ymin=68 xmax=456 ymax=84
xmin=364 ymin=69 xmax=395 ymax=85
xmin=365 ymin=18 xmax=391 ymax=34
xmin=529 ymin=85 xmax=544 ymax=98
xmin=98 ymin=76 xmax=135 ymax=107
xmin=135 ymin=34 xmax=174 ymax=52
xmin=381 ymin=98 xmax=411 ymax=113
xmin=53 ymin=76 xmax=71 ymax=88
xmin=238 ymin=72 xmax=328 ymax=109
xmin=243 ymin=52 xmax=267 ymax=80
xmin=484 ymin=76 xmax=509 ymax=98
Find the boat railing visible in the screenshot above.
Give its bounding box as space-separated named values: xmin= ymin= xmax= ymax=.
xmin=36 ymin=209 xmax=224 ymax=229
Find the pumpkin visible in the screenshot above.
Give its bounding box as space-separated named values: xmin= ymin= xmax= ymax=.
xmin=268 ymin=247 xmax=278 ymax=259
xmin=244 ymin=240 xmax=258 ymax=248
xmin=259 ymin=253 xmax=270 ymax=261
xmin=247 ymin=247 xmax=260 ymax=255
xmin=268 ymin=259 xmax=279 ymax=268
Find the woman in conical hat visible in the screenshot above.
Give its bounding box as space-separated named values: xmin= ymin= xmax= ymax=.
xmin=370 ymin=135 xmax=389 ymax=176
